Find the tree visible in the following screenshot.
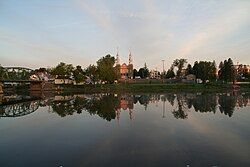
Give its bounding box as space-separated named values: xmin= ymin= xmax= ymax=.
xmin=73 ymin=65 xmax=85 ymax=83
xmin=137 ymin=63 xmax=149 ymax=79
xmin=133 ymin=69 xmax=138 ymax=78
xmin=186 ymin=64 xmax=193 ymax=75
xmin=165 ymin=68 xmax=175 ymax=79
xmin=85 ymin=64 xmax=99 ymax=83
xmin=227 ymin=58 xmax=236 ymax=82
xmin=97 ymin=54 xmax=116 ymax=83
xmin=138 ymin=68 xmax=145 ymax=78
xmin=218 ymin=58 xmax=236 ymax=82
xmin=0 ymin=65 xmax=5 ymax=80
xmin=51 ymin=62 xmax=74 ymax=79
xmin=172 ymin=59 xmax=187 ymax=77
xmin=138 ymin=68 xmax=149 ymax=79
xmin=193 ymin=61 xmax=216 ymax=83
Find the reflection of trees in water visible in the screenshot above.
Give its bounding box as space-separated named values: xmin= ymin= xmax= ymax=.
xmin=172 ymin=93 xmax=188 ymax=119
xmin=51 ymin=94 xmax=119 ymax=121
xmin=85 ymin=95 xmax=119 ymax=121
xmin=47 ymin=92 xmax=250 ymax=120
xmin=138 ymin=95 xmax=150 ymax=110
xmin=192 ymin=93 xmax=217 ymax=113
xmin=218 ymin=93 xmax=236 ymax=117
xmin=238 ymin=92 xmax=250 ymax=108
xmin=164 ymin=94 xmax=175 ymax=106
xmin=166 ymin=91 xmax=249 ymax=119
xmin=51 ymin=100 xmax=76 ymax=117
xmin=133 ymin=94 xmax=161 ymax=110
xmin=2 ymin=92 xmax=249 ymax=120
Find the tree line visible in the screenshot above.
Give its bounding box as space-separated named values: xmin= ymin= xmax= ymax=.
xmin=164 ymin=58 xmax=249 ymax=83
xmin=0 ymin=55 xmax=249 ymax=83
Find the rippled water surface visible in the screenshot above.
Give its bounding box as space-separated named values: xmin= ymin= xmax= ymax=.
xmin=0 ymin=92 xmax=250 ymax=167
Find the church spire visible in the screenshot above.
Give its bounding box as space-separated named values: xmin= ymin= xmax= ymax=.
xmin=116 ymin=47 xmax=120 ymax=66
xmin=129 ymin=49 xmax=132 ymax=65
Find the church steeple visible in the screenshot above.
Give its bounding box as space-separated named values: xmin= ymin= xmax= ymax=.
xmin=128 ymin=50 xmax=132 ymax=65
xmin=116 ymin=47 xmax=120 ymax=66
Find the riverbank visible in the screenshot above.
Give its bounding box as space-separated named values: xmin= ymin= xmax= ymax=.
xmin=59 ymin=83 xmax=250 ymax=93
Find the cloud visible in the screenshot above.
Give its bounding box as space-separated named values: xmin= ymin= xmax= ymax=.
xmin=75 ymin=0 xmax=114 ymax=31
xmin=0 ymin=30 xmax=89 ymax=68
xmin=177 ymin=4 xmax=250 ymax=59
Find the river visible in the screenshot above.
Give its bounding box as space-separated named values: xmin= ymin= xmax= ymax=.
xmin=0 ymin=91 xmax=250 ymax=167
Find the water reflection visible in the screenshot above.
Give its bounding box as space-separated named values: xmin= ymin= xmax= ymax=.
xmin=1 ymin=92 xmax=250 ymax=120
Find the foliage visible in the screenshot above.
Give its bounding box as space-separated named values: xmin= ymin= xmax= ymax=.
xmin=96 ymin=54 xmax=116 ymax=83
xmin=172 ymin=59 xmax=187 ymax=77
xmin=218 ymin=58 xmax=236 ymax=82
xmin=138 ymin=68 xmax=149 ymax=78
xmin=0 ymin=65 xmax=5 ymax=80
xmin=85 ymin=95 xmax=119 ymax=121
xmin=186 ymin=64 xmax=193 ymax=75
xmin=133 ymin=69 xmax=138 ymax=78
xmin=51 ymin=62 xmax=74 ymax=79
xmin=73 ymin=65 xmax=85 ymax=83
xmin=165 ymin=68 xmax=175 ymax=79
xmin=138 ymin=63 xmax=149 ymax=79
xmin=218 ymin=93 xmax=236 ymax=117
xmin=85 ymin=64 xmax=99 ymax=82
xmin=193 ymin=61 xmax=216 ymax=83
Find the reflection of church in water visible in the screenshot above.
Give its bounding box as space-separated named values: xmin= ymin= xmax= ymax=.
xmin=115 ymin=94 xmax=134 ymax=121
xmin=115 ymin=50 xmax=133 ymax=80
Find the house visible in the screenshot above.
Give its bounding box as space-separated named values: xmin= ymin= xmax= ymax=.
xmin=54 ymin=78 xmax=73 ymax=85
xmin=182 ymin=74 xmax=196 ymax=83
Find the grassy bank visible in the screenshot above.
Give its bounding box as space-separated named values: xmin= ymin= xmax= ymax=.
xmin=59 ymin=83 xmax=250 ymax=93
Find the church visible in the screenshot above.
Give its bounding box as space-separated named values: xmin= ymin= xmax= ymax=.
xmin=115 ymin=51 xmax=133 ymax=80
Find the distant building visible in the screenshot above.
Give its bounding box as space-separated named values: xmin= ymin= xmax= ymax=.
xmin=54 ymin=78 xmax=73 ymax=85
xmin=234 ymin=64 xmax=250 ymax=74
xmin=150 ymin=69 xmax=160 ymax=79
xmin=115 ymin=51 xmax=133 ymax=80
xmin=30 ymin=68 xmax=51 ymax=81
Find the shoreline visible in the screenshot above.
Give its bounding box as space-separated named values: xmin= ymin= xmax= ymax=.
xmin=3 ymin=83 xmax=250 ymax=94
xmin=57 ymin=83 xmax=250 ymax=93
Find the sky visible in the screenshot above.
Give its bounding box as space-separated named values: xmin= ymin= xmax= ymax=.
xmin=0 ymin=0 xmax=249 ymax=70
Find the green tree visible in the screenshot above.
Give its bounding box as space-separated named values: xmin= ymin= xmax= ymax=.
xmin=137 ymin=63 xmax=149 ymax=79
xmin=138 ymin=68 xmax=149 ymax=79
xmin=85 ymin=64 xmax=99 ymax=83
xmin=73 ymin=65 xmax=85 ymax=83
xmin=133 ymin=69 xmax=138 ymax=78
xmin=186 ymin=64 xmax=193 ymax=75
xmin=0 ymin=65 xmax=5 ymax=80
xmin=165 ymin=68 xmax=175 ymax=79
xmin=51 ymin=62 xmax=74 ymax=79
xmin=85 ymin=94 xmax=119 ymax=121
xmin=97 ymin=54 xmax=116 ymax=83
xmin=218 ymin=58 xmax=236 ymax=82
xmin=172 ymin=59 xmax=187 ymax=77
xmin=193 ymin=61 xmax=216 ymax=83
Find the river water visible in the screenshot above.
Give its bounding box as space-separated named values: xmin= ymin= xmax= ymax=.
xmin=0 ymin=92 xmax=250 ymax=167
